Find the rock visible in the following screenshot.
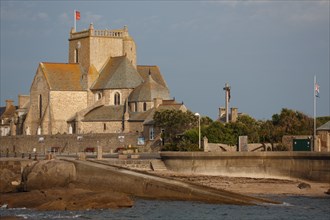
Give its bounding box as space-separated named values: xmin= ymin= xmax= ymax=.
xmin=325 ymin=189 xmax=330 ymax=195
xmin=22 ymin=160 xmax=76 ymax=191
xmin=297 ymin=182 xmax=311 ymax=189
xmin=0 ymin=169 xmax=20 ymax=193
xmin=0 ymin=188 xmax=134 ymax=211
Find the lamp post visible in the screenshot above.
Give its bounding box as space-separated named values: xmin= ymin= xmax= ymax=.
xmin=194 ymin=113 xmax=201 ymax=149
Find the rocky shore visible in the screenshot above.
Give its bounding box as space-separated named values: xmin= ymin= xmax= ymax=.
xmin=1 ymin=159 xmax=329 ymax=213
xmin=0 ymin=159 xmax=134 ymax=211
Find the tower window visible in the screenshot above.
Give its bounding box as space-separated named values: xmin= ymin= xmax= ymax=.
xmin=143 ymin=102 xmax=147 ymax=111
xmin=39 ymin=94 xmax=42 ymax=119
xmin=104 ymin=123 xmax=107 ymax=131
xmin=74 ymin=49 xmax=79 ymax=63
xmin=114 ymin=92 xmax=121 ymax=105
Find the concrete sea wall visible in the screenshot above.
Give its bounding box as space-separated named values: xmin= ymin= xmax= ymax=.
xmin=160 ymin=152 xmax=330 ymax=182
xmin=68 ymin=159 xmax=276 ymax=205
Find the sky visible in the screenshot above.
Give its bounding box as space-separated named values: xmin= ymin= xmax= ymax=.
xmin=0 ymin=0 xmax=329 ymax=120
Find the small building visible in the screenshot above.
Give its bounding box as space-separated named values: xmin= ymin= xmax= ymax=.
xmin=316 ymin=121 xmax=330 ymax=152
xmin=0 ymin=100 xmax=17 ymax=136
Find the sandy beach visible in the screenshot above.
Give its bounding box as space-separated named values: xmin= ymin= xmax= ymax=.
xmin=151 ymin=171 xmax=330 ymax=197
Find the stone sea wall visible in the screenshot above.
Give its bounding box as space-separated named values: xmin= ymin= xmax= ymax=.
xmin=0 ymin=133 xmax=143 ymax=154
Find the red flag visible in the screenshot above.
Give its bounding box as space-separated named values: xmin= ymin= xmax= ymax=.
xmin=75 ymin=11 xmax=80 ymax=20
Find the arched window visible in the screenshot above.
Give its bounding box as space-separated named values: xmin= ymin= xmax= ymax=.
xmin=95 ymin=92 xmax=102 ymax=101
xmin=114 ymin=92 xmax=120 ymax=105
xmin=39 ymin=94 xmax=42 ymax=119
xmin=134 ymin=102 xmax=137 ymax=112
xmin=143 ymin=102 xmax=147 ymax=111
xmin=103 ymin=123 xmax=107 ymax=131
xmin=74 ymin=49 xmax=79 ymax=63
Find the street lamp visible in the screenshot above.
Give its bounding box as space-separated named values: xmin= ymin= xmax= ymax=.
xmin=194 ymin=113 xmax=201 ymax=149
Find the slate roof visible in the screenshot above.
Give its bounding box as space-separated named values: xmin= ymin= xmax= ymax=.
xmin=0 ymin=105 xmax=17 ymax=119
xmin=128 ymin=74 xmax=170 ymax=102
xmin=83 ymin=105 xmax=124 ymax=121
xmin=129 ymin=108 xmax=154 ymax=122
xmin=92 ymin=56 xmax=143 ymax=90
xmin=40 ymin=63 xmax=84 ymax=91
xmin=137 ymin=65 xmax=167 ymax=88
xmin=87 ymin=64 xmax=99 ymax=87
xmin=0 ymin=107 xmax=6 ymax=117
xmin=317 ymin=121 xmax=330 ymax=131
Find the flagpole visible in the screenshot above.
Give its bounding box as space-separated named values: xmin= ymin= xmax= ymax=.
xmin=313 ymin=75 xmax=316 ymax=151
xmin=74 ymin=10 xmax=76 ymax=31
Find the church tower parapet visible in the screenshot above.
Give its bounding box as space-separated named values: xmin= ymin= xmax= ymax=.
xmin=68 ymin=24 xmax=137 ymax=73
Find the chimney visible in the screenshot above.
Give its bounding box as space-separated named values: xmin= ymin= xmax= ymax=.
xmin=219 ymin=107 xmax=226 ymax=120
xmin=231 ymin=107 xmax=238 ymax=122
xmin=18 ymin=95 xmax=30 ymax=108
xmin=154 ymin=98 xmax=163 ymax=108
xmin=5 ymin=99 xmax=14 ymax=110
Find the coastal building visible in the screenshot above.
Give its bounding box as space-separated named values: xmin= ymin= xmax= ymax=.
xmin=316 ymin=121 xmax=330 ymax=152
xmin=4 ymin=23 xmax=186 ymax=143
xmin=0 ymin=100 xmax=17 ymax=136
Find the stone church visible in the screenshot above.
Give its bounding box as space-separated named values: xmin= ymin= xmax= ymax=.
xmin=9 ymin=23 xmax=186 ymax=139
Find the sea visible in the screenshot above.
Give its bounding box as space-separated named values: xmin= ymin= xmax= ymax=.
xmin=1 ymin=196 xmax=329 ymax=220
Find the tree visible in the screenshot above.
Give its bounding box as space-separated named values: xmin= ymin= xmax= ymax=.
xmin=273 ymin=108 xmax=313 ymax=135
xmin=153 ymin=109 xmax=197 ymax=145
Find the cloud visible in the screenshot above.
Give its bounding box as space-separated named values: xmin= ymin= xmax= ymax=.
xmin=250 ymin=1 xmax=329 ymax=25
xmin=84 ymin=12 xmax=102 ymax=24
xmin=33 ymin=12 xmax=49 ymax=21
xmin=170 ymin=18 xmax=201 ymax=30
xmin=0 ymin=2 xmax=49 ymax=22
xmin=58 ymin=12 xmax=70 ymax=24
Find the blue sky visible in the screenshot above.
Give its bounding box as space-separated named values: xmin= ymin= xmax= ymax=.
xmin=1 ymin=0 xmax=329 ymax=120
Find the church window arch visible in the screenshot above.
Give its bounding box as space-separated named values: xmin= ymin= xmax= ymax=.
xmin=74 ymin=49 xmax=79 ymax=63
xmin=133 ymin=102 xmax=137 ymax=112
xmin=39 ymin=94 xmax=42 ymax=119
xmin=114 ymin=92 xmax=121 ymax=105
xmin=143 ymin=102 xmax=147 ymax=111
xmin=95 ymin=92 xmax=102 ymax=101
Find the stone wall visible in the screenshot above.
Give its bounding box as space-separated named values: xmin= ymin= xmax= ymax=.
xmin=317 ymin=130 xmax=330 ymax=152
xmin=203 ymin=137 xmax=272 ymax=152
xmin=50 ymin=91 xmax=87 ymax=134
xmin=0 ymin=158 xmax=34 ymax=175
xmin=24 ymin=67 xmax=50 ymax=135
xmin=0 ymin=133 xmax=143 ymax=154
xmin=282 ymin=135 xmax=313 ymax=151
xmin=81 ymin=121 xmax=123 ymax=134
xmin=160 ymin=152 xmax=330 ymax=182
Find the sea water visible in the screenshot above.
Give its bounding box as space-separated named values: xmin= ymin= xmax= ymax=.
xmin=1 ymin=196 xmax=329 ymax=220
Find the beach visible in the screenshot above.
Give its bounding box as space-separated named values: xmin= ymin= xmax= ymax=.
xmin=151 ymin=171 xmax=330 ymax=197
